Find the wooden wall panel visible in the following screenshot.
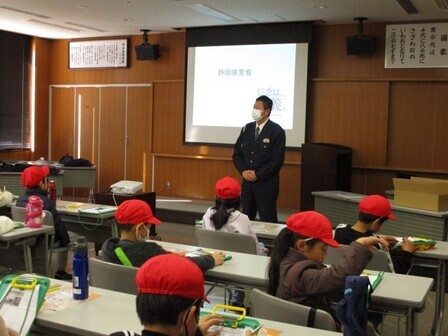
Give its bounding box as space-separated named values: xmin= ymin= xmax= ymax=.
xmin=309 ymin=81 xmax=389 ymax=167
xmin=76 ymin=87 xmax=100 ymax=164
xmin=51 ymin=88 xmax=75 ymax=160
xmin=34 ymin=37 xmax=51 ymax=159
xmin=154 ymin=156 xmax=300 ymax=209
xmin=49 ymin=40 xmax=74 ymax=84
xmin=126 ymin=86 xmax=153 ymax=190
xmin=98 ymin=87 xmax=126 ymax=191
xmin=388 ymin=82 xmax=448 ymax=170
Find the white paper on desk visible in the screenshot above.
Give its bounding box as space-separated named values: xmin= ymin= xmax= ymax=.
xmin=0 ymin=284 xmax=40 ymax=336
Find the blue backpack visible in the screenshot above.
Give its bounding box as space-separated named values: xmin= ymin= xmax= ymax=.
xmin=336 ymin=276 xmax=372 ymax=336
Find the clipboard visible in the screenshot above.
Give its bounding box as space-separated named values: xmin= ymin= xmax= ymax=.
xmin=0 ymin=275 xmax=50 ymax=336
xmin=200 ymin=304 xmax=261 ymax=335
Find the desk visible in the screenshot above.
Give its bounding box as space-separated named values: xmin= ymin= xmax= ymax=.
xmin=0 ymin=172 xmax=64 ymax=198
xmin=0 ymin=225 xmax=54 ymax=276
xmin=251 ymin=221 xmax=285 ymax=251
xmin=95 ymin=191 xmax=156 ymax=236
xmin=312 ymin=190 xmax=448 ymax=241
xmin=157 ymin=241 xmax=433 ymax=336
xmin=56 ymin=200 xmax=117 ymax=251
xmin=412 ymin=242 xmax=448 ymax=336
xmin=33 ymin=278 xmax=341 ymax=336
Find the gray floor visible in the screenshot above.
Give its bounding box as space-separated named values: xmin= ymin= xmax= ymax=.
xmin=158 ymin=221 xmax=448 ymax=336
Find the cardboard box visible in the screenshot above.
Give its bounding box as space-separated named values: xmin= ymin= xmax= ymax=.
xmin=393 ymin=177 xmax=448 ymax=212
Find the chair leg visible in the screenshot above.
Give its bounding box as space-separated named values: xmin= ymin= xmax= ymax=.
xmin=23 ymin=244 xmax=33 ymax=274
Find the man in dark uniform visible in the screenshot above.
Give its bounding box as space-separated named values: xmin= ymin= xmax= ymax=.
xmin=232 ymin=95 xmax=286 ymax=223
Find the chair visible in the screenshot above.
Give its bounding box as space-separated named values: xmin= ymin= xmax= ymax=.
xmin=250 ymin=288 xmax=337 ymax=332
xmin=325 ymin=245 xmax=394 ymax=272
xmin=195 ymin=228 xmax=257 ymax=255
xmin=11 ymin=205 xmax=82 ymax=277
xmin=11 ymin=206 xmax=55 ymax=275
xmin=89 ymin=257 xmax=138 ymax=295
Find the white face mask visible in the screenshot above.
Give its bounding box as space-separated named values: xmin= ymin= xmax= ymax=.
xmin=136 ymin=224 xmax=150 ymax=241
xmin=252 ymin=108 xmax=263 ymax=122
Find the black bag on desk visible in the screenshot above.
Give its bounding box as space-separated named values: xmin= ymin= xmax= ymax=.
xmin=59 ymin=154 xmax=92 ymax=167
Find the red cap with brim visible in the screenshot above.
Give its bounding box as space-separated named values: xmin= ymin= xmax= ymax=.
xmin=215 ymin=177 xmax=240 ymax=200
xmin=115 ymin=199 xmax=161 ymax=225
xmin=21 ymin=166 xmax=50 ymax=188
xmin=359 ymin=195 xmax=396 ymax=220
xmin=136 ymin=254 xmax=209 ymax=303
xmin=286 ymin=211 xmax=340 ymax=248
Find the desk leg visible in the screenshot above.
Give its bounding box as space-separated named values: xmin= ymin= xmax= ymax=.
xmin=405 ymin=307 xmax=416 ymax=336
xmin=431 ymin=260 xmax=446 ymax=336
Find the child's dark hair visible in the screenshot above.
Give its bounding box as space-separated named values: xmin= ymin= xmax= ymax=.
xmin=358 ymin=212 xmax=389 ymax=225
xmin=209 ymin=197 xmax=241 ymax=230
xmin=118 ymin=223 xmax=134 ymax=233
xmin=267 ymin=227 xmax=319 ymax=296
xmin=136 ymin=293 xmax=201 ymax=326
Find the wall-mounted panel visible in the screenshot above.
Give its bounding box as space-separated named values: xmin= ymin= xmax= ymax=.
xmin=310 ymin=81 xmax=389 ymax=167
xmin=127 ymin=86 xmax=153 ymax=190
xmin=98 ymin=87 xmax=126 ymax=191
xmin=388 ymin=82 xmax=448 ymax=170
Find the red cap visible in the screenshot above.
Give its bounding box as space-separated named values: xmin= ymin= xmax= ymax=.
xmin=286 ymin=211 xmax=340 ymax=248
xmin=215 ymin=177 xmax=240 ymax=200
xmin=21 ymin=166 xmax=50 ymax=188
xmin=136 ymin=254 xmax=209 ymax=303
xmin=359 ymin=195 xmax=396 ymax=220
xmin=115 ymin=200 xmax=161 ymax=225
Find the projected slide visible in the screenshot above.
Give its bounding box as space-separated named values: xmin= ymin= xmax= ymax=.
xmin=185 ymin=43 xmax=308 ymax=147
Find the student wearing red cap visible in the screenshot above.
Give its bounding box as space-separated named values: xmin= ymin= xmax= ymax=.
xmin=334 ymin=194 xmax=417 ymax=274
xmin=267 ymin=211 xmax=388 ymax=325
xmin=102 ymin=200 xmax=224 ymax=270
xmin=202 ymin=177 xmax=267 ymax=255
xmin=16 ymin=165 xmax=71 ymax=280
xmin=110 ymin=254 xmax=223 ymax=336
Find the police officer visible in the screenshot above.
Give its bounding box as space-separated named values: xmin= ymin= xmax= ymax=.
xmin=232 ymin=95 xmax=286 ymax=223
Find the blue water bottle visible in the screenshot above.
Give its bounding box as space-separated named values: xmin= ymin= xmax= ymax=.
xmin=72 ymin=236 xmax=89 ymax=300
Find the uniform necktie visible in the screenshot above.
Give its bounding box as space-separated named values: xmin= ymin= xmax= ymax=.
xmin=255 ymin=126 xmax=260 ymax=140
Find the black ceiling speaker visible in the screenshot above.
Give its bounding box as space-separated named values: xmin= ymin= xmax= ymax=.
xmin=346 ymin=17 xmax=376 ymax=55
xmin=135 ymin=29 xmax=160 ymax=60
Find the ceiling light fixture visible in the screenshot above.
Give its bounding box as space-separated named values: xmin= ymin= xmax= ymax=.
xmin=65 ymin=22 xmax=107 ymax=32
xmin=187 ymin=4 xmax=239 ymax=22
xmin=0 ymin=5 xmax=52 ymax=19
xmin=28 ymin=19 xmax=83 ymax=32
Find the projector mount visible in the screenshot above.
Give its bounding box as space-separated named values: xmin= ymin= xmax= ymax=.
xmin=353 ymin=17 xmax=368 ymax=36
xmin=140 ymin=29 xmax=151 ymax=45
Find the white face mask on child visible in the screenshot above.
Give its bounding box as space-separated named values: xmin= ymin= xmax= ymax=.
xmin=251 ymin=108 xmax=263 ymax=122
xmin=136 ymin=224 xmax=150 ymax=241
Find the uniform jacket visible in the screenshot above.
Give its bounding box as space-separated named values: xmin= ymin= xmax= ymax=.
xmin=275 ymin=242 xmax=372 ymax=318
xmin=16 ymin=187 xmax=70 ymax=246
xmin=101 ymin=237 xmax=215 ymax=271
xmin=232 ymin=119 xmax=285 ymax=182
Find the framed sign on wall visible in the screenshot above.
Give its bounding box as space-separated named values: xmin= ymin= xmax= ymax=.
xmin=385 ymin=22 xmax=448 ymax=68
xmin=69 ymin=39 xmax=129 ymax=69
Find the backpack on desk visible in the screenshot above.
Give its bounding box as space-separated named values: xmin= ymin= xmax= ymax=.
xmin=336 ymin=275 xmax=372 ymax=336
